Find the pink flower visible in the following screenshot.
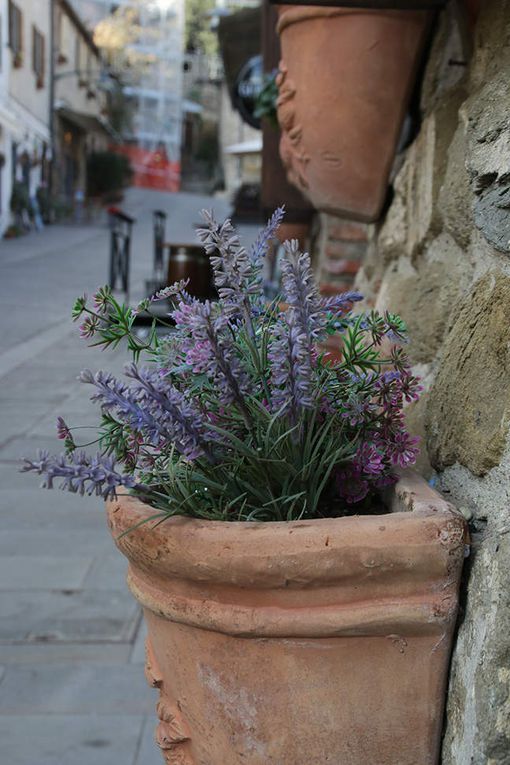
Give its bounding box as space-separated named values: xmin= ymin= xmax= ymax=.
xmin=388 ymin=432 xmax=420 ymax=468
xmin=56 ymin=417 xmax=71 ymax=440
xmin=356 ymin=442 xmax=385 ymax=475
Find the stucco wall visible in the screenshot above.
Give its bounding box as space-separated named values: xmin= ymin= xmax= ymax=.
xmin=8 ymin=0 xmax=51 ymax=138
xmin=355 ymin=2 xmax=510 ymax=761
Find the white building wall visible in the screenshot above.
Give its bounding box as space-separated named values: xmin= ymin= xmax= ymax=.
xmin=0 ymin=0 xmax=51 ymax=235
xmin=8 ymin=0 xmax=51 ymax=144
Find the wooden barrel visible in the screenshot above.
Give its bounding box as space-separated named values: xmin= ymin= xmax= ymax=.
xmin=167 ymin=245 xmax=212 ymax=299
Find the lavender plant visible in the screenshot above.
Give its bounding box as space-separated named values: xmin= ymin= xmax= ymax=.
xmin=23 ymin=209 xmax=421 ymax=522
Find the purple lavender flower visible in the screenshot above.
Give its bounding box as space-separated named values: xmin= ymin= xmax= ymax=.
xmin=21 ymin=450 xmax=137 ymax=500
xmin=79 ymin=367 xmax=213 ymax=461
xmin=124 ymin=362 xmax=216 ymax=461
xmin=134 ymin=280 xmax=191 ymax=315
xmin=171 ymin=300 xmax=252 ymax=409
xmin=321 ymin=291 xmax=363 ymax=316
xmin=268 ymin=318 xmax=314 ymax=416
xmin=280 ymin=239 xmax=323 ymax=341
xmin=250 ymin=206 xmax=285 ymax=265
xmin=197 ymin=211 xmax=255 ymax=302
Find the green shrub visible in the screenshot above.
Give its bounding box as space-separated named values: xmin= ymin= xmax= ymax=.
xmin=86 ymin=151 xmax=133 ymax=197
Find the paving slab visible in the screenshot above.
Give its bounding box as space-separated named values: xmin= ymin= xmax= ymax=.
xmin=0 ymin=434 xmax=76 ymax=462
xmin=0 ymin=714 xmax=145 ymax=765
xmin=0 ymin=555 xmax=93 ymax=590
xmin=83 ymin=552 xmax=129 ymax=591
xmin=0 ymin=589 xmax=139 ymax=642
xmin=0 ymin=664 xmax=153 ymax=715
xmin=134 ymin=715 xmax=165 ymax=765
xmin=0 ymin=488 xmax=108 ymax=530
xmin=0 ymin=529 xmax=112 ymax=556
xmin=0 ymin=643 xmax=132 ymax=665
xmin=130 ymin=619 xmax=147 ymax=664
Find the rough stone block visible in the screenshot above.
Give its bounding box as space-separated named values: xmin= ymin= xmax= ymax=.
xmin=374 ymin=233 xmax=469 ymax=364
xmin=426 ymin=270 xmax=510 ymax=475
xmin=439 ymin=454 xmax=510 ymax=765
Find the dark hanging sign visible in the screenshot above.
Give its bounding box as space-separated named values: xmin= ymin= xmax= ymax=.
xmin=233 ymin=55 xmax=263 ymax=130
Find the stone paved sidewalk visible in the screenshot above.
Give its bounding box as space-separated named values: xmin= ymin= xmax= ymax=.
xmin=0 ymin=188 xmax=245 ymax=764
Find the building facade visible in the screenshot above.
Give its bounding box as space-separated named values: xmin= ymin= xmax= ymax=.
xmin=71 ymin=0 xmax=185 ymax=191
xmin=1 ymin=0 xmax=51 ymax=235
xmin=52 ymin=0 xmax=114 ymax=205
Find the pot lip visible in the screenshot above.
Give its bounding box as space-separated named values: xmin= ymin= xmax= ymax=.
xmin=107 ymin=469 xmax=464 ymax=542
xmin=106 ymin=470 xmax=468 ymax=598
xmin=276 ymin=6 xmax=428 ymax=35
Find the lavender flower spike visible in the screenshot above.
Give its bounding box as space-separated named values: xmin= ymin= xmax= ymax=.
xmin=269 ymin=319 xmax=314 ymax=417
xmin=124 ymin=362 xmax=216 ymax=462
xmin=21 ymin=450 xmax=137 ymax=500
xmin=250 ymin=206 xmax=285 ymax=264
xmin=196 ymin=211 xmax=255 ymax=301
xmin=79 ymin=369 xmax=188 ymax=453
xmin=281 ymin=239 xmax=323 ymax=341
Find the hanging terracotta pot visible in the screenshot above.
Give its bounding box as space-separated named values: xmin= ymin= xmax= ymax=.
xmin=276 ymin=221 xmax=311 ymax=248
xmin=276 ymin=7 xmax=430 ymax=221
xmin=107 ymin=471 xmax=467 ymax=765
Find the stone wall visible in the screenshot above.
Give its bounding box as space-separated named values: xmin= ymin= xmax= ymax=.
xmin=354 ymin=2 xmax=510 ymax=761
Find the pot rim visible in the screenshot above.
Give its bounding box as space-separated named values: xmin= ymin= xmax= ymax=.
xmin=106 ymin=471 xmax=468 ymax=638
xmin=107 ymin=470 xmax=467 ymax=587
xmin=276 ymin=6 xmax=428 ymax=35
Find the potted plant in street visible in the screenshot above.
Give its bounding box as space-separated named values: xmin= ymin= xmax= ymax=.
xmin=23 ymin=209 xmax=467 ymax=765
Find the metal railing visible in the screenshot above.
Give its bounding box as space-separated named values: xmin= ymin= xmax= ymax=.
xmin=108 ymin=210 xmax=136 ymax=302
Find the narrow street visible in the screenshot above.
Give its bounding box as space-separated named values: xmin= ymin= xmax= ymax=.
xmin=0 ymin=188 xmax=234 ymax=765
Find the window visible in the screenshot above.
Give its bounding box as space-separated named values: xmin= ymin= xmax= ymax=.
xmin=8 ymin=1 xmax=23 ymax=67
xmin=32 ymin=27 xmax=45 ymax=88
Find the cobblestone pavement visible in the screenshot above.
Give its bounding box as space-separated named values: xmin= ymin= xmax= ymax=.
xmin=0 ymin=188 xmax=253 ymax=764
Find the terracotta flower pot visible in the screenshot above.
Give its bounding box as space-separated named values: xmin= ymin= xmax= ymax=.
xmin=107 ymin=471 xmax=466 ymax=765
xmin=276 ymin=7 xmax=430 ymax=221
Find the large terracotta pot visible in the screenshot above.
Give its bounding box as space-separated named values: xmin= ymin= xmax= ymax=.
xmin=276 ymin=7 xmax=430 ymax=221
xmin=107 ymin=471 xmax=467 ymax=765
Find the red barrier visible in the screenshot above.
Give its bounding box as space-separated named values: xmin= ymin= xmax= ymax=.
xmin=114 ymin=145 xmax=180 ymax=192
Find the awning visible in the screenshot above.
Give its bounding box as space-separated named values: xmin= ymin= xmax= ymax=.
xmin=56 ymin=107 xmax=119 ymax=141
xmin=225 ymin=138 xmax=262 ymax=155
